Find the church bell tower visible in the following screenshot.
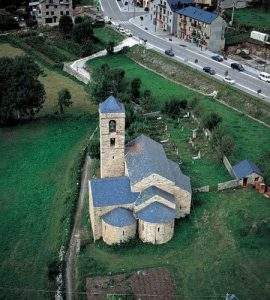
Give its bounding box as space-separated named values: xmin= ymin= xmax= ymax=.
xmin=99 ymin=96 xmax=125 ymax=178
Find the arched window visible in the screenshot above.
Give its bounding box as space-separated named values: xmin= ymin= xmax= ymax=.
xmin=109 ymin=120 xmax=116 ymax=133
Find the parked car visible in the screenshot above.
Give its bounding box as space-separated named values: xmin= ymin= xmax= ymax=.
xmin=119 ymin=27 xmax=125 ymax=34
xmin=231 ymin=63 xmax=245 ymax=71
xmin=124 ymin=29 xmax=133 ymax=37
xmin=165 ymin=49 xmax=174 ymax=57
xmin=223 ymin=76 xmax=235 ymax=84
xmin=258 ymin=72 xmax=270 ymax=83
xmin=211 ymin=55 xmax=223 ymax=62
xmin=203 ymin=66 xmax=216 ymax=75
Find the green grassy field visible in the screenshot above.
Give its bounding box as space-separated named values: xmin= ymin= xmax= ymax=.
xmin=87 ymin=54 xmax=270 ymax=180
xmin=0 ymin=44 xmax=97 ymax=298
xmin=226 ymin=7 xmax=270 ymax=31
xmin=77 ymin=188 xmax=270 ymax=300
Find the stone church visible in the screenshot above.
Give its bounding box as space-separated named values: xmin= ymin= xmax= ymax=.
xmin=88 ymin=96 xmax=192 ymax=245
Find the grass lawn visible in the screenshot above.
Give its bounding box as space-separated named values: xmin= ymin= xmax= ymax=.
xmin=0 ymin=44 xmax=98 ymax=298
xmin=0 ymin=43 xmax=24 ymax=57
xmin=76 ymin=188 xmax=270 ymax=300
xmin=87 ymin=54 xmax=270 ymax=182
xmin=226 ymin=7 xmax=270 ymax=31
xmin=93 ymin=26 xmax=124 ymax=46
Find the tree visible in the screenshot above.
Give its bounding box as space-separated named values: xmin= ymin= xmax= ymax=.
xmin=202 ymin=112 xmax=222 ymax=131
xmin=89 ymin=64 xmax=126 ymax=103
xmin=106 ymin=41 xmax=115 ymax=55
xmin=59 ymin=15 xmax=73 ymax=36
xmin=58 ymin=88 xmax=72 ymax=114
xmin=0 ymin=56 xmax=45 ymax=125
xmin=88 ymin=139 xmax=100 ymax=159
xmin=131 ymin=78 xmax=142 ymax=101
xmin=74 ymin=15 xmax=83 ymax=24
xmin=162 ymin=98 xmax=187 ymax=118
xmin=140 ymin=89 xmax=154 ymax=112
xmin=72 ymin=20 xmax=93 ymax=44
xmin=211 ymin=126 xmax=235 ymax=160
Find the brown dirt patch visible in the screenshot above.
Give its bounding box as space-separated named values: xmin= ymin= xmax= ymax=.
xmin=86 ymin=267 xmax=176 ymax=300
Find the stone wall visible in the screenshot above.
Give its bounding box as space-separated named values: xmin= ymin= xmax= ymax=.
xmin=193 ymin=185 xmax=210 ymax=193
xmin=101 ymin=220 xmax=137 ymax=245
xmin=223 ymin=155 xmax=234 ymax=177
xmin=131 ymin=174 xmax=191 ymax=218
xmin=100 ymin=112 xmax=125 ymax=178
xmin=217 ymin=179 xmax=241 ymax=191
xmin=138 ymin=219 xmax=174 ymax=244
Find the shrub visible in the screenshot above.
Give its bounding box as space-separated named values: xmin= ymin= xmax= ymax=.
xmin=88 ymin=139 xmax=100 ymax=159
xmin=162 ymin=98 xmax=188 ymax=118
xmin=106 ymin=41 xmax=115 ymax=55
xmin=59 ymin=15 xmax=73 ymax=36
xmin=201 ymin=112 xmax=222 ymax=131
xmin=211 ymin=126 xmax=235 ymax=160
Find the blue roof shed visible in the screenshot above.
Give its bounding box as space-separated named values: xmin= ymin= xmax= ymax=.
xmin=232 ymin=160 xmax=262 ymax=179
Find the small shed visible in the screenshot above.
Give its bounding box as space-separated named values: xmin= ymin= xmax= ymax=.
xmin=232 ymin=160 xmax=263 ymax=187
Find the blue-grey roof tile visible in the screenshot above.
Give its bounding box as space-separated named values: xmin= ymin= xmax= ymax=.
xmin=125 ymin=135 xmax=175 ymax=186
xmin=99 ymin=96 xmax=125 ymax=114
xmin=135 ymin=186 xmax=175 ymax=206
xmin=136 ymin=202 xmax=176 ymax=223
xmin=168 ymin=160 xmax=191 ymax=193
xmin=89 ymin=176 xmax=139 ymax=207
xmin=232 ymin=160 xmax=262 ymax=179
xmin=176 ymin=6 xmax=218 ymax=24
xmin=102 ymin=208 xmax=136 ymax=227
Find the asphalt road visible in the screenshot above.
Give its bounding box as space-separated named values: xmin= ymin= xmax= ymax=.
xmin=100 ymin=0 xmax=270 ymax=102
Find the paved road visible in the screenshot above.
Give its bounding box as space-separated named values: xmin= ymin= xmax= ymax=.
xmin=100 ymin=0 xmax=270 ymax=102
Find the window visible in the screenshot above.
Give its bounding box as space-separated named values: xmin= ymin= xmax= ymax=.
xmin=157 ymin=227 xmax=160 ymax=232
xmin=109 ymin=120 xmax=116 ymax=132
xmin=110 ymin=138 xmax=115 ymax=147
xmin=54 ymin=5 xmax=57 ymax=8
xmin=46 ymin=5 xmax=49 ymax=9
xmin=66 ymin=11 xmax=69 ymax=15
xmin=122 ymin=231 xmax=125 ymax=236
xmin=51 ymin=11 xmax=54 ymax=15
xmin=46 ymin=11 xmax=49 ymax=15
xmin=60 ymin=11 xmax=63 ymax=15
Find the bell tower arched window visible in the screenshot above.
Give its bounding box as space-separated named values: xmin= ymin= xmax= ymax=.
xmin=109 ymin=120 xmax=116 ymax=133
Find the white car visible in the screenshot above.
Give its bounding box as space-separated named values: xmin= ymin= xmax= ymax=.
xmin=223 ymin=76 xmax=235 ymax=85
xmin=119 ymin=27 xmax=126 ymax=34
xmin=124 ymin=29 xmax=133 ymax=37
xmin=259 ymin=72 xmax=270 ymax=83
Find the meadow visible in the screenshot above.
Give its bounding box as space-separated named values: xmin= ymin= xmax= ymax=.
xmin=0 ymin=43 xmax=97 ymax=298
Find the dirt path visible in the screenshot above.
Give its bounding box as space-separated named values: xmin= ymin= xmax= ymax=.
xmin=65 ymin=129 xmax=97 ymax=300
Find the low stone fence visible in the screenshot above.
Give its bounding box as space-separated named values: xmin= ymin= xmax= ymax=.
xmin=223 ymin=155 xmax=234 ymax=177
xmin=193 ymin=186 xmax=210 ymax=193
xmin=217 ymin=179 xmax=241 ymax=191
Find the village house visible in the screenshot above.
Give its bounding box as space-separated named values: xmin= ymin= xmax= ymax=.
xmin=88 ymin=96 xmax=192 ymax=245
xmin=29 ymin=0 xmax=73 ymax=26
xmin=150 ymin=0 xmax=194 ymax=35
xmin=232 ymin=160 xmax=263 ymax=187
xmin=176 ymin=6 xmax=226 ymax=51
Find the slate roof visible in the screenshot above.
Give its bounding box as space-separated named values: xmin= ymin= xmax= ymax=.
xmin=99 ymin=95 xmax=125 ymax=114
xmin=125 ymin=135 xmax=191 ymax=195
xmin=168 ymin=160 xmax=191 ymax=193
xmin=167 ymin=0 xmax=194 ymax=10
xmin=232 ymin=160 xmax=262 ymax=179
xmin=89 ymin=176 xmax=138 ymax=207
xmin=176 ymin=6 xmax=218 ymax=24
xmin=136 ymin=202 xmax=176 ymax=224
xmin=125 ymin=135 xmax=175 ymax=186
xmin=102 ymin=208 xmax=136 ymax=227
xmin=135 ymin=186 xmax=175 ymax=207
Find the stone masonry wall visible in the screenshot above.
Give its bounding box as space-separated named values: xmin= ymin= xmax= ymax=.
xmin=138 ymin=219 xmax=174 ymax=244
xmin=131 ymin=174 xmax=191 ymax=218
xmin=102 ymin=220 xmax=137 ymax=245
xmin=100 ymin=112 xmax=125 ymax=178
